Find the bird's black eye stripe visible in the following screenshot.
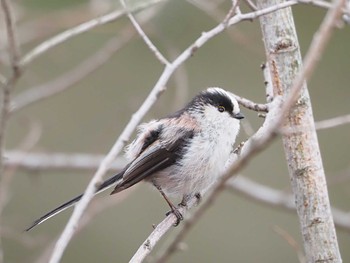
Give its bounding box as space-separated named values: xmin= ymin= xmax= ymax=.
xmin=199 ymin=91 xmax=234 ymax=113
xmin=183 ymin=89 xmax=235 ymax=115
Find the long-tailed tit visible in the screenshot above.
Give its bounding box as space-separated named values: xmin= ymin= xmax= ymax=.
xmin=26 ymin=87 xmax=244 ymax=231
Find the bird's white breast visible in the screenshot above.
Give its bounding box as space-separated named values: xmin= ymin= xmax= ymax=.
xmin=157 ymin=107 xmax=240 ymax=197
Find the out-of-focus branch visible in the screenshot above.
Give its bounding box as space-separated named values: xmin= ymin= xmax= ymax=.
xmin=11 ymin=23 xmax=138 ymax=113
xmin=315 ymin=113 xmax=350 ymax=130
xmin=0 ymin=0 xmax=20 ymax=73
xmin=19 ymin=0 xmax=165 ymax=68
xmin=0 ymin=0 xmax=21 ymax=262
xmin=5 ymin=151 xmax=126 ymax=172
xmin=273 ymin=226 xmax=306 ymax=263
xmin=226 ymin=176 xmax=350 ymax=232
xmin=0 ymin=120 xmax=41 ymax=262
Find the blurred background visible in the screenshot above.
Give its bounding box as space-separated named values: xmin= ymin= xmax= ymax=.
xmin=1 ymin=0 xmax=349 ymax=262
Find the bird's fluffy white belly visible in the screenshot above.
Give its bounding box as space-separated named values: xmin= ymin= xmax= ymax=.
xmin=154 ymin=129 xmax=236 ymax=197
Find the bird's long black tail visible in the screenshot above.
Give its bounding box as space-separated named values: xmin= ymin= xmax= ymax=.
xmin=25 ymin=171 xmax=125 ymax=231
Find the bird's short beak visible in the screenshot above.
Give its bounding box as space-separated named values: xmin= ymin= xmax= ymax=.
xmin=234 ymin=112 xmax=245 ymax=120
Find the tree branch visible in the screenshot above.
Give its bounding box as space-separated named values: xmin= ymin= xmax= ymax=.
xmin=0 ymin=0 xmax=21 ymax=262
xmin=257 ymin=0 xmax=345 ymax=261
xmin=233 ymin=94 xmax=268 ymax=112
xmin=0 ymin=0 xmax=20 ymax=73
xmin=120 ymin=0 xmax=169 ymax=65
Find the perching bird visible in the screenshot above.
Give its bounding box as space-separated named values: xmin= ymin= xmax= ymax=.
xmin=26 ymin=87 xmax=244 ymax=231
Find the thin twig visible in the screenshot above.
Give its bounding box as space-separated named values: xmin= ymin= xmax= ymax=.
xmin=233 ymin=94 xmax=268 ymax=112
xmin=120 ymin=0 xmax=169 ymax=65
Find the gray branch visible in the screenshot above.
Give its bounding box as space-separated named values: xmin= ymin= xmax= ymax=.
xmin=257 ymin=0 xmax=344 ymax=262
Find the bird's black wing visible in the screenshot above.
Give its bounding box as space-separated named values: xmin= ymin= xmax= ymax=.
xmin=111 ymin=130 xmax=194 ymax=194
xmin=26 ymin=128 xmax=193 ymax=231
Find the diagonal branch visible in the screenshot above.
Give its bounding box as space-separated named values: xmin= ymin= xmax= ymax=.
xmin=120 ymin=0 xmax=169 ymax=65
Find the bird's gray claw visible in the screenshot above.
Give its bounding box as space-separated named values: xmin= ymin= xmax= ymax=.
xmin=165 ymin=208 xmax=183 ymax=226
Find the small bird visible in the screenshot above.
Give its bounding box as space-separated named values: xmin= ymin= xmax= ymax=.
xmin=26 ymin=87 xmax=244 ymax=231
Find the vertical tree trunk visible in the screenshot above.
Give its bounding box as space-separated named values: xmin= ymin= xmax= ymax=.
xmin=257 ymin=1 xmax=342 ymax=262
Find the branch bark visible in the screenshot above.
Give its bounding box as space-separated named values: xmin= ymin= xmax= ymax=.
xmin=257 ymin=0 xmax=343 ymax=262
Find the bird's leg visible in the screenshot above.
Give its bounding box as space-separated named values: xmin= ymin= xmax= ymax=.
xmin=152 ymin=180 xmax=183 ymax=226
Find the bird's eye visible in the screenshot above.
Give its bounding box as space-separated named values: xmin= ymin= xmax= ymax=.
xmin=218 ymin=105 xmax=225 ymax=112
